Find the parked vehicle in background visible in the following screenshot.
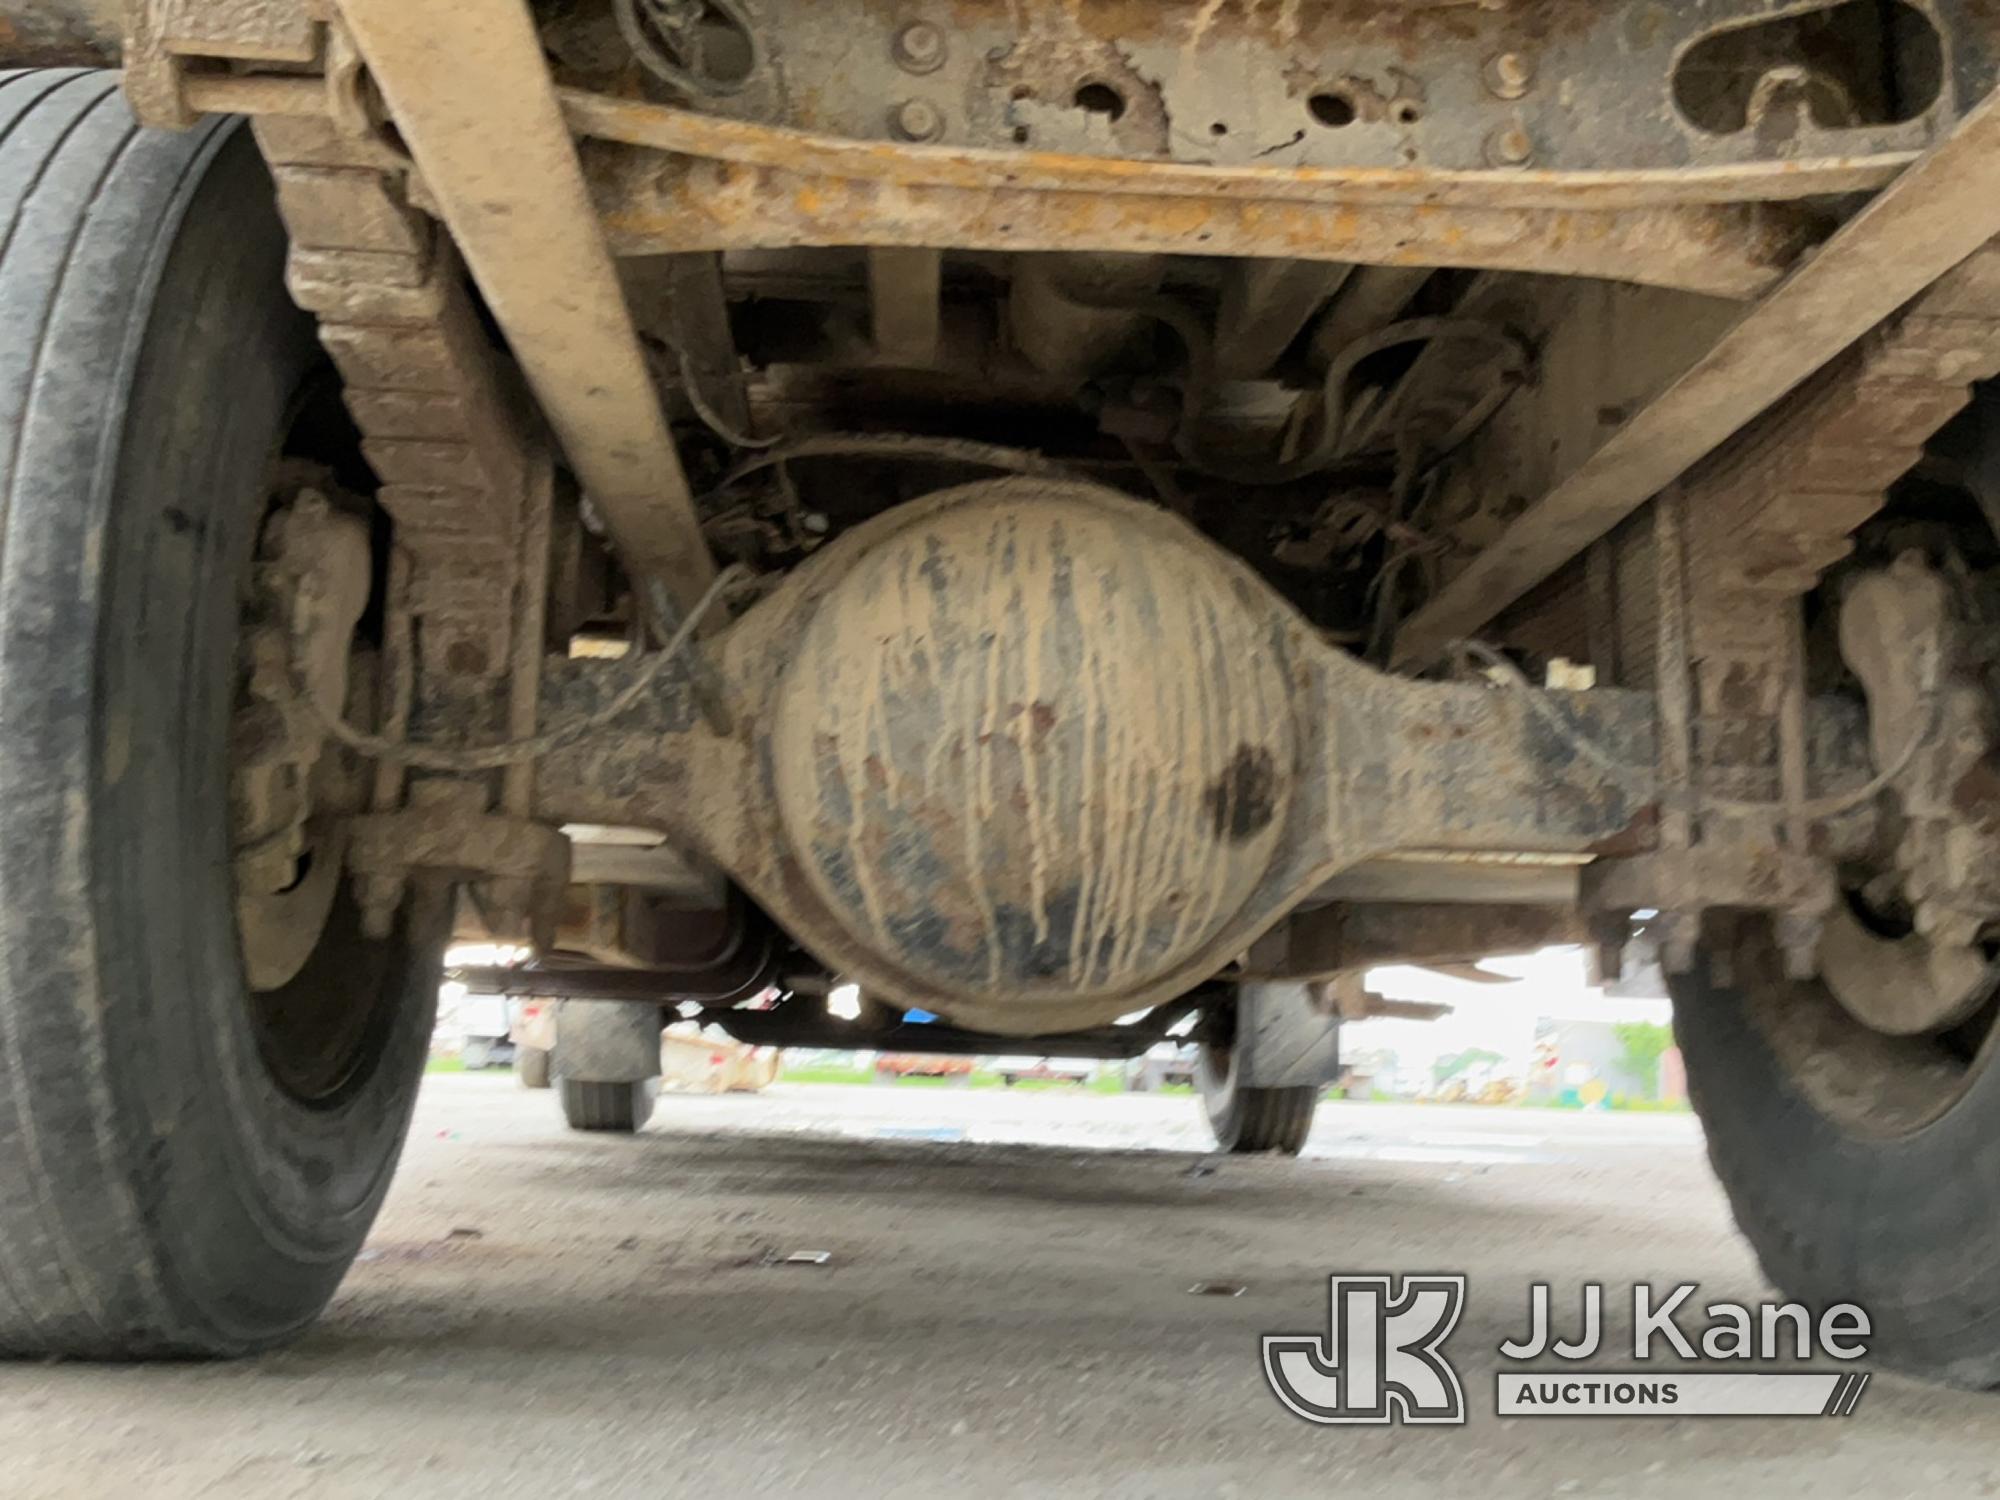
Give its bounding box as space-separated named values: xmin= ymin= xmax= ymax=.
xmin=992 ymin=1056 xmax=1096 ymax=1087
xmin=511 ymin=1001 xmax=556 ymax=1090
xmin=457 ymin=993 xmax=517 ymax=1072
xmin=1125 ymin=1045 xmax=1198 ymax=1093
xmin=660 ymin=1024 xmax=781 ymax=1094
xmin=873 ymin=1053 xmax=977 ymax=1083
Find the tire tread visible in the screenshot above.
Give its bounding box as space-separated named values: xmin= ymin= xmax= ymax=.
xmin=1675 ymin=932 xmax=2000 ymax=1388
xmin=0 ymin=72 xmax=440 ymax=1360
xmin=0 ymin=69 xmax=194 ymax=1356
xmin=559 ymin=1079 xmax=654 ymax=1133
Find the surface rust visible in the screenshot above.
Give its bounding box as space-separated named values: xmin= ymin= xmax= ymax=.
xmin=593 ymin=151 xmax=1808 ymax=298
xmin=117 ymin=0 xmax=1962 ymax=1037
xmin=561 ymin=86 xmax=1914 ymax=212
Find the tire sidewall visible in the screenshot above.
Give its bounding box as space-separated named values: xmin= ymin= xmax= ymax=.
xmin=6 ymin=121 xmax=439 ymax=1349
xmin=1196 ymin=1042 xmax=1245 ymax=1146
xmin=1676 ymin=935 xmax=2000 ymax=1383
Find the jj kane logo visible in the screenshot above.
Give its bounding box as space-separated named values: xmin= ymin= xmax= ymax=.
xmin=1264 ymin=1276 xmax=1872 ymax=1424
xmin=1262 ymin=1275 xmax=1468 ymax=1424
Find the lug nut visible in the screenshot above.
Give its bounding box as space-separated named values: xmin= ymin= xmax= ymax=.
xmin=891 ymin=98 xmax=945 ymax=142
xmin=1483 ymin=51 xmax=1534 ymax=100
xmin=1486 ymin=123 xmax=1534 ymax=168
xmin=893 ymin=21 xmax=946 ymax=74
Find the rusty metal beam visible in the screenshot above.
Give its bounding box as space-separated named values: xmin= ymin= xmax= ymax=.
xmin=557 ymin=88 xmax=1914 ymax=212
xmin=162 ymin=68 xmax=1922 ymax=215
xmin=1392 ymin=87 xmax=2000 ymax=667
xmin=169 ymin=71 xmax=1917 ymax=218
xmin=169 ymin=72 xmax=1819 ymax=298
xmin=333 ymin=0 xmax=718 ymax=618
xmin=591 ymin=152 xmax=1809 ymax=301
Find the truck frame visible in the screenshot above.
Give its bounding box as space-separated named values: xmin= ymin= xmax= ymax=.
xmin=3 ymin=0 xmax=1999 ymax=1382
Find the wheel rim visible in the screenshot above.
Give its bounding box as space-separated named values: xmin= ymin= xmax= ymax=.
xmin=227 ymin=431 xmax=405 ymax=1106
xmin=247 ymin=890 xmax=424 ymax=1104
xmin=1739 ymin=548 xmax=2000 ymax=1138
xmin=1732 ymin=911 xmax=2000 ymax=1139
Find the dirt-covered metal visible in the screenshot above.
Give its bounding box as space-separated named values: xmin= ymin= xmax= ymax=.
xmin=501 ymin=477 xmax=1899 ymax=1034
xmin=232 ymin=477 xmax=376 ymax=992
xmin=85 ymin=0 xmax=2000 ymax=1036
xmin=0 ymin=0 xmax=117 ymax=65
xmin=536 ymin=0 xmax=1982 ymax=182
xmin=1393 ymin=126 xmax=2000 ymax=664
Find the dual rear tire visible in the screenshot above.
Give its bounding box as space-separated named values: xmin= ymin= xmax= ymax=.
xmin=547 ymin=1001 xmax=662 ymax=1132
xmin=517 ymin=1044 xmax=553 ymax=1089
xmin=1196 ymin=1054 xmax=1319 ymax=1155
xmin=559 ymin=1079 xmax=657 ymax=1132
xmin=1195 ymin=983 xmax=1334 ymax=1154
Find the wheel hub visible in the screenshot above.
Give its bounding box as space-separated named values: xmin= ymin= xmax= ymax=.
xmin=230 ymin=471 xmax=375 ymax=990
xmin=1817 ymin=549 xmax=2000 ymax=1038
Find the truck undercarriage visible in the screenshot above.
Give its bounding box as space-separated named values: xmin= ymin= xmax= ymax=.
xmin=7 ymin=0 xmax=2000 ymax=1378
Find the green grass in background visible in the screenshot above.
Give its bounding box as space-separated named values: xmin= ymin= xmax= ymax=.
xmin=778 ymin=1062 xmax=875 ymax=1086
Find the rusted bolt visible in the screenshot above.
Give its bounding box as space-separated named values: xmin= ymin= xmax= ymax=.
xmin=1483 ymin=51 xmax=1534 ymax=100
xmin=890 ymin=98 xmax=945 ymax=142
xmin=893 ymin=21 xmax=946 ymax=74
xmin=1485 ymin=123 xmax=1534 ymax=167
